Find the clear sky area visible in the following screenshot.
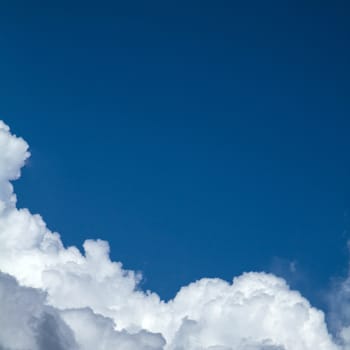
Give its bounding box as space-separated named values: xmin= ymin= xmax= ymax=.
xmin=1 ymin=1 xmax=350 ymax=308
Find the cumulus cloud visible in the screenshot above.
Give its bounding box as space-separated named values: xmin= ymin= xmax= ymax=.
xmin=0 ymin=120 xmax=346 ymax=350
xmin=61 ymin=308 xmax=165 ymax=350
xmin=0 ymin=271 xmax=77 ymax=350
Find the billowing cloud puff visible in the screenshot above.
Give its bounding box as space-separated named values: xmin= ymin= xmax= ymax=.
xmin=0 ymin=271 xmax=77 ymax=350
xmin=61 ymin=308 xmax=164 ymax=350
xmin=0 ymin=121 xmax=29 ymax=213
xmin=0 ymin=120 xmax=346 ymax=349
xmin=0 ymin=271 xmax=164 ymax=350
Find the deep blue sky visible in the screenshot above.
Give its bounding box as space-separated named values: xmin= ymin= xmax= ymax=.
xmin=1 ymin=1 xmax=350 ymax=305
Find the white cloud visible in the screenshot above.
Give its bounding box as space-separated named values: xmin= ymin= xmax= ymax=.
xmin=0 ymin=121 xmax=29 ymax=213
xmin=61 ymin=308 xmax=165 ymax=350
xmin=0 ymin=271 xmax=77 ymax=350
xmin=0 ymin=120 xmax=346 ymax=349
xmin=0 ymin=271 xmax=164 ymax=350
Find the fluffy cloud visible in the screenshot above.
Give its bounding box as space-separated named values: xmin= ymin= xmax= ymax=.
xmin=0 ymin=271 xmax=164 ymax=350
xmin=61 ymin=308 xmax=164 ymax=350
xmin=0 ymin=120 xmax=345 ymax=350
xmin=0 ymin=271 xmax=77 ymax=350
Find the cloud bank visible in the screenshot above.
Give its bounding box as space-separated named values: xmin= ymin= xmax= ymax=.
xmin=0 ymin=120 xmax=348 ymax=349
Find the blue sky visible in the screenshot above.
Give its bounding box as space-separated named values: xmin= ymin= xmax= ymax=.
xmin=1 ymin=1 xmax=350 ymax=306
